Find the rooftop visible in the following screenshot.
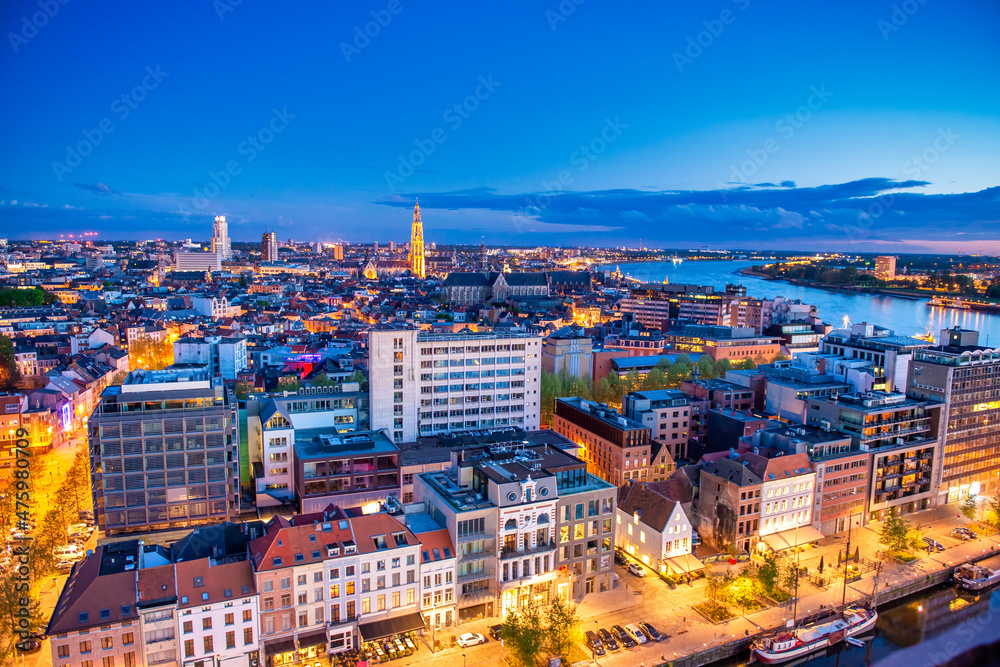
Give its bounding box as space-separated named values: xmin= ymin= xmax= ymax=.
xmin=293 ymin=430 xmax=399 ymax=459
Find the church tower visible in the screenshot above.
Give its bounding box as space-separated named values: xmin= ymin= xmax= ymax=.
xmin=478 ymin=237 xmax=488 ymax=273
xmin=408 ymin=200 xmax=426 ymax=278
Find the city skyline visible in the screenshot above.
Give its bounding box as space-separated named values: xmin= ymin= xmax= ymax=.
xmin=2 ymin=1 xmax=999 ymax=251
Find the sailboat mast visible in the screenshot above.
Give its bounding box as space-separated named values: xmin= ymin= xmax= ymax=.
xmin=841 ymin=515 xmax=852 ymax=613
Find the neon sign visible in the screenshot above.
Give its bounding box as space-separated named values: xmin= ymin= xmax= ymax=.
xmin=973 ymin=402 xmax=999 ymax=412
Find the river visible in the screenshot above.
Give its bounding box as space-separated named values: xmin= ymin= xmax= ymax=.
xmin=597 ymin=260 xmax=1000 ymax=345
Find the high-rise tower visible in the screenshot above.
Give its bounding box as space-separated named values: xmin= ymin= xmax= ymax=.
xmin=212 ymin=215 xmax=231 ymax=260
xmin=261 ymin=230 xmax=278 ymax=262
xmin=408 ymin=200 xmax=426 ymax=278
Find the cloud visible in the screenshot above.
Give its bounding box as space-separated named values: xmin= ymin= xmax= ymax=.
xmin=374 ymin=178 xmax=999 ymax=248
xmin=73 ymin=182 xmax=121 ymax=195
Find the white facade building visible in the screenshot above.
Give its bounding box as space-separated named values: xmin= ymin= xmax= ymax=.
xmin=369 ymin=328 xmax=542 ymax=443
xmin=758 ymin=453 xmax=816 ymax=540
xmin=175 ymin=558 xmax=259 ymax=667
xmin=212 ymin=215 xmax=232 ymax=261
xmin=174 ymin=251 xmax=223 ymax=272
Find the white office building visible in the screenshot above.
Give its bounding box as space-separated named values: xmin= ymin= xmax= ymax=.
xmin=369 ymin=328 xmax=542 ymax=443
xmin=212 ymin=215 xmax=232 ymax=260
xmin=174 ymin=250 xmax=222 ymax=272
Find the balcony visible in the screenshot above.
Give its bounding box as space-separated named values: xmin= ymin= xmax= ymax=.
xmin=500 ymin=567 xmax=558 ymax=589
xmin=457 ymin=530 xmax=492 ymax=544
xmin=145 ymin=636 xmax=175 ymax=647
xmin=328 ymin=615 xmax=357 ymax=628
xmin=499 ymin=541 xmax=557 ymax=561
xmin=458 ymin=568 xmax=495 ymax=584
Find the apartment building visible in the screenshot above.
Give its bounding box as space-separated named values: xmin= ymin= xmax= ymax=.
xmin=750 ymin=452 xmax=818 ymax=551
xmin=246 ymin=389 xmax=368 ymax=501
xmin=404 ymin=517 xmax=457 ymax=633
xmin=136 ymin=563 xmax=179 ymax=667
xmin=250 ymin=512 xmax=355 ymax=664
xmin=369 ymin=327 xmax=542 ymax=443
xmin=175 ymin=558 xmax=259 ymax=667
xmin=615 ymin=480 xmax=699 ymax=577
xmin=293 ymin=431 xmax=400 ymax=513
xmin=907 ymin=328 xmax=1000 ymax=501
xmin=174 ymin=251 xmax=222 ymax=272
xmin=821 ymin=322 xmax=931 ymax=392
xmin=553 ymin=397 xmax=653 ymax=486
xmin=874 ymin=255 xmax=897 ymax=281
xmin=624 ymin=389 xmax=690 ymax=460
xmin=89 ymin=368 xmax=239 ymax=536
xmin=414 ymin=429 xmax=615 ymax=618
xmin=698 ymin=457 xmax=762 ymax=553
xmin=679 ymin=377 xmax=754 ymax=444
xmin=746 ymin=424 xmax=865 ymax=536
xmin=663 ymin=324 xmax=781 ymax=362
xmin=806 ymin=391 xmax=941 ymax=521
xmin=174 ymin=335 xmax=248 ymax=381
xmin=48 ymin=543 xmax=144 ymax=667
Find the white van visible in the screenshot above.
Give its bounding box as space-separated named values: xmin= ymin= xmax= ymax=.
xmin=52 ymin=545 xmax=84 ymax=560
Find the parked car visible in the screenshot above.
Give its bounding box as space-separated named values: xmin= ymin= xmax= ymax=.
xmin=624 ymin=624 xmax=648 ymax=645
xmin=456 ymin=632 xmax=487 ymax=648
xmin=584 ymin=630 xmax=606 ymax=656
xmin=638 ymin=621 xmax=665 ymax=642
xmin=923 ymin=537 xmax=945 ymax=552
xmin=691 ymin=530 xmax=702 ymax=547
xmin=612 ymin=625 xmax=638 ymax=649
xmin=488 ymin=624 xmax=503 ymax=641
xmin=627 ymin=562 xmax=646 ymax=577
xmin=614 ymin=550 xmax=628 ymax=566
xmin=597 ymin=628 xmax=620 ymax=652
xmin=952 ymin=527 xmax=976 ymax=541
xmin=56 ymin=560 xmax=75 ymax=571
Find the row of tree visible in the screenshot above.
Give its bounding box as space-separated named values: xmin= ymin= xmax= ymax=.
xmin=540 ymin=352 xmax=784 ymax=425
xmin=0 ymin=287 xmax=57 ymax=308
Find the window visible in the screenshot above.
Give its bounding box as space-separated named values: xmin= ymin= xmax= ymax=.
xmin=184 ymin=639 xmax=194 ymax=658
xmin=102 ymin=658 xmax=115 ymax=667
xmin=204 ymin=636 xmax=214 ymax=652
xmin=225 ymin=613 xmax=234 ymax=626
xmin=57 ymin=645 xmax=70 ymax=659
xmin=244 ymin=627 xmax=254 ymax=645
xmin=243 ymin=609 xmax=252 ymax=622
xmin=226 ymin=631 xmax=236 ymax=649
xmin=80 ymin=640 xmax=92 ymax=653
xmin=202 ymin=618 xmax=212 ymax=631
xmin=122 ymin=632 xmax=133 ymax=646
xmin=101 ymin=637 xmax=114 ymax=649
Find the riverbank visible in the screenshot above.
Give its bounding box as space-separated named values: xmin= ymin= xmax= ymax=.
xmin=737 ymin=266 xmax=941 ymax=302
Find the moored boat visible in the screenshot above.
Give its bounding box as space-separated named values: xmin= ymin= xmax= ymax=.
xmin=954 ymin=563 xmax=1000 ymax=591
xmin=752 ymin=606 xmax=878 ymax=664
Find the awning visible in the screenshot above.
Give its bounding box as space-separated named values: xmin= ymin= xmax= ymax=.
xmin=358 ymin=612 xmax=425 ymax=641
xmin=665 ymin=553 xmax=704 ymax=574
xmin=761 ymin=525 xmax=824 ymax=551
xmin=297 ymin=630 xmax=327 ymax=649
xmin=264 ymin=639 xmax=295 ymax=657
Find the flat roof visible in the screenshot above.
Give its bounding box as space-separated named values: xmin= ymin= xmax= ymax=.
xmin=293 ymin=430 xmax=398 ymax=459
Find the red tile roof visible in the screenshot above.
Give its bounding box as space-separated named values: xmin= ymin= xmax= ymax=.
xmin=175 ymin=558 xmax=256 ymax=609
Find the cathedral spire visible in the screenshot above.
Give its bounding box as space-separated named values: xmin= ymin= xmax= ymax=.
xmin=408 ymin=199 xmax=426 ymax=278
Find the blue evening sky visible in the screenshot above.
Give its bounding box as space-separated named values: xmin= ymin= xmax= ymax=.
xmin=1 ymin=0 xmax=998 ymax=251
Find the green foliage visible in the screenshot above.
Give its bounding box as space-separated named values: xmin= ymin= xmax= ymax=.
xmin=544 ymin=596 xmax=581 ymax=659
xmin=503 ymin=602 xmax=547 ymax=667
xmin=0 ymin=335 xmax=21 ymax=392
xmin=277 ymin=376 xmax=303 ymax=392
xmin=309 ymin=373 xmax=339 ymax=388
xmin=961 ymin=494 xmax=978 ymax=522
xmin=879 ymin=515 xmax=915 ymax=554
xmin=0 ymin=286 xmax=56 ymax=307
xmin=234 ymin=381 xmax=252 ymax=400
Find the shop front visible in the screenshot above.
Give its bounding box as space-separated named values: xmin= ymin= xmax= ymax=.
xmin=264 ymin=639 xmax=295 ymax=667
xmin=295 ymin=631 xmax=328 ymax=666
xmin=358 ymin=612 xmax=425 ymax=663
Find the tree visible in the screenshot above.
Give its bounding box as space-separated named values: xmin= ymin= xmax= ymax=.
xmin=309 ymin=373 xmax=338 ymax=388
xmin=757 ymin=552 xmax=780 ymax=594
xmin=642 ymin=367 xmax=665 ymax=391
xmin=0 ymin=335 xmax=22 ymax=392
xmin=961 ymin=494 xmax=978 ymax=523
xmin=985 ymin=494 xmax=1000 ymax=533
xmin=277 ymin=376 xmax=302 ymax=392
xmin=592 ymin=377 xmax=613 ymax=405
xmin=697 ymin=355 xmax=719 ymax=380
xmin=503 ymin=602 xmax=546 ymax=667
xmin=544 ymin=596 xmax=581 ymax=659
xmin=879 ymin=515 xmax=912 ymax=553
xmin=129 ymin=336 xmax=174 ymax=371
xmin=234 ymin=381 xmax=252 ymax=400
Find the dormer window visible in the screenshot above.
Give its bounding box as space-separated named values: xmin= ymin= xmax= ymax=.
xmin=193 ymin=577 xmax=204 ymax=588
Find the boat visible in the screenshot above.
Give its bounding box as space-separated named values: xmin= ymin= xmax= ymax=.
xmin=752 ymin=520 xmax=880 ymax=665
xmin=954 ymin=563 xmax=1000 ymax=591
xmin=846 ymin=637 xmax=865 ymax=648
xmin=752 ymin=607 xmax=878 ymax=664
